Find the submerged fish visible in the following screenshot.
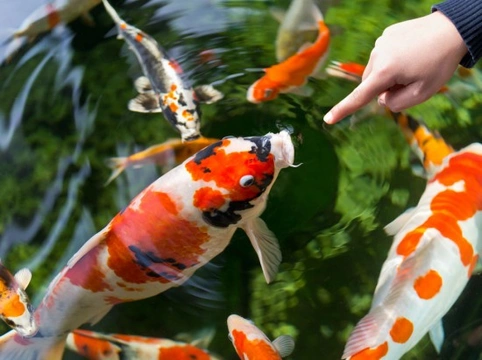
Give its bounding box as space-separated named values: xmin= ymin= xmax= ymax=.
xmin=66 ymin=329 xmax=221 ymax=360
xmin=343 ymin=113 xmax=482 ymax=359
xmin=105 ymin=137 xmax=219 ymax=185
xmin=227 ymin=314 xmax=295 ymax=360
xmin=271 ymin=0 xmax=323 ymax=62
xmin=0 ymin=264 xmax=37 ymax=338
xmin=0 ymin=131 xmax=294 ymax=359
xmin=102 ymin=0 xmax=223 ymax=142
xmin=12 ymin=0 xmax=100 ymax=39
xmin=247 ymin=17 xmax=330 ymax=103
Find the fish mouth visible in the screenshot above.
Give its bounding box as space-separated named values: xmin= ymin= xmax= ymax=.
xmin=269 ymin=130 xmax=295 ymax=168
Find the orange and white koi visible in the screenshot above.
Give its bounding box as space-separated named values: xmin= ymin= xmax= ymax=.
xmin=66 ymin=329 xmax=221 ymax=360
xmin=247 ymin=14 xmax=330 ymax=103
xmin=227 ymin=314 xmax=295 ymax=360
xmin=270 ymin=0 xmax=323 ymax=62
xmin=343 ymin=114 xmax=482 ymax=359
xmin=0 ymin=131 xmax=294 ymax=359
xmin=105 ymin=137 xmax=219 ymax=185
xmin=102 ymin=0 xmax=223 ymax=142
xmin=12 ymin=0 xmax=101 ymax=39
xmin=0 ymin=264 xmax=37 ymax=338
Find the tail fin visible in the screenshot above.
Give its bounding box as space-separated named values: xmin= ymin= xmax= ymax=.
xmin=390 ymin=112 xmax=454 ymax=176
xmin=0 ymin=330 xmax=65 ymax=360
xmin=325 ymin=61 xmax=365 ymax=82
xmin=104 ymin=157 xmax=128 ymax=185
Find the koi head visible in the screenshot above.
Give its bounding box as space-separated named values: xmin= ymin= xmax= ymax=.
xmin=185 ymin=131 xmax=294 ymax=228
xmin=227 ymin=314 xmax=294 ymax=359
xmin=0 ymin=268 xmax=37 ymax=337
xmin=247 ymin=77 xmax=281 ymax=103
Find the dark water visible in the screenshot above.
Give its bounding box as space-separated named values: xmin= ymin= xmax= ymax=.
xmin=1 ymin=0 xmax=482 ymax=359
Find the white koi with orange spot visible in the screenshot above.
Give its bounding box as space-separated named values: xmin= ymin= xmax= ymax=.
xmin=13 ymin=0 xmax=100 ymax=39
xmin=0 ymin=131 xmax=294 ymax=359
xmin=343 ymin=115 xmax=482 ymax=359
xmin=101 ymin=0 xmax=223 ymax=142
xmin=227 ymin=314 xmax=295 ymax=360
xmin=66 ymin=329 xmax=221 ymax=360
xmin=0 ymin=264 xmax=37 ymax=338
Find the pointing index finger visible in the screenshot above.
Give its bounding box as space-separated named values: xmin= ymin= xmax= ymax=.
xmin=324 ymin=74 xmax=391 ymax=124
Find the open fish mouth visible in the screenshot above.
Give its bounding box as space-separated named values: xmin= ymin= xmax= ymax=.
xmin=269 ymin=130 xmax=295 ymax=168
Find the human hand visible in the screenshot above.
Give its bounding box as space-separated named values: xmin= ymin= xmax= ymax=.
xmin=324 ymin=11 xmax=468 ymax=124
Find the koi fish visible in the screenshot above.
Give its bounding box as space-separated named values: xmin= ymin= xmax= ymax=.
xmin=0 ymin=131 xmax=294 ymax=359
xmin=342 ymin=114 xmax=482 ymax=359
xmin=0 ymin=264 xmax=37 ymax=338
xmin=66 ymin=329 xmax=221 ymax=360
xmin=102 ymin=0 xmax=223 ymax=142
xmin=270 ymin=0 xmax=323 ymax=62
xmin=247 ymin=17 xmax=330 ymax=103
xmin=227 ymin=314 xmax=295 ymax=360
xmin=105 ymin=137 xmax=219 ymax=185
xmin=12 ymin=0 xmax=100 ymax=39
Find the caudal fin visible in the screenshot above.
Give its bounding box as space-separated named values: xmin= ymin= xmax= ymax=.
xmin=0 ymin=330 xmax=66 ymax=360
xmin=101 ymin=0 xmax=124 ymax=26
xmin=104 ymin=157 xmax=128 ymax=185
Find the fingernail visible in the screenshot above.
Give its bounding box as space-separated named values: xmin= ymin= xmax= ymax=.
xmin=324 ymin=112 xmax=333 ymax=124
xmin=378 ymin=97 xmax=385 ymax=107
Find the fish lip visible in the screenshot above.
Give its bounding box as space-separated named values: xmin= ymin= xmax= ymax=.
xmin=270 ymin=130 xmax=295 ymax=168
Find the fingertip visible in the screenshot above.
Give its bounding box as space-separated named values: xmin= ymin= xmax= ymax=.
xmin=323 ymin=111 xmax=333 ymax=124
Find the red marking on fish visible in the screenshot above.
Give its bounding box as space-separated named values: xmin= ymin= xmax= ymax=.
xmin=46 ymin=4 xmax=61 ymax=29
xmin=193 ymin=187 xmax=226 ymax=212
xmin=350 ymin=342 xmax=388 ymax=360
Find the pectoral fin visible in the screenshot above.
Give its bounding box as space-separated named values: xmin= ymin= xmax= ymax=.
xmin=429 ymin=320 xmax=444 ymax=353
xmin=14 ymin=268 xmax=32 ymax=290
xmin=134 ymin=76 xmax=154 ymax=94
xmin=272 ymin=335 xmax=295 ymax=357
xmin=242 ymin=217 xmax=281 ymax=284
xmin=384 ymin=207 xmax=416 ymax=236
xmin=284 ymin=85 xmax=313 ymax=97
xmin=269 ymin=7 xmax=286 ymax=23
xmin=193 ymin=85 xmax=224 ymax=104
xmin=128 ymin=93 xmax=162 ymax=113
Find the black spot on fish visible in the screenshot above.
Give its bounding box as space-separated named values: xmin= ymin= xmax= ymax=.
xmin=255 ymin=173 xmax=274 ymax=191
xmin=202 ymin=199 xmax=255 ymax=228
xmin=178 ymin=92 xmax=187 ymax=106
xmin=173 ymin=263 xmax=187 ymax=270
xmin=129 ymin=246 xmax=164 ymax=268
xmin=193 ymin=140 xmax=224 ymax=165
xmin=202 ymin=167 xmax=211 ymax=173
xmin=406 ymin=114 xmax=421 ymax=132
xmin=162 ymin=104 xmax=179 ymax=128
xmin=247 ymin=135 xmax=271 ymax=162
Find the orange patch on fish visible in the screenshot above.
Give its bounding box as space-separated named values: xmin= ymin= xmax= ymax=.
xmin=46 ymin=4 xmax=60 ymax=29
xmin=170 ymin=84 xmax=177 ymax=91
xmin=159 ymin=345 xmax=211 ymax=360
xmin=72 ymin=330 xmax=118 ymax=358
xmin=169 ymin=102 xmax=179 ymax=113
xmin=468 ymin=255 xmax=479 ymax=278
xmin=193 ymin=187 xmax=225 ymax=211
xmin=169 ymin=60 xmax=183 ymax=74
xmin=105 ymin=191 xmax=210 ymax=286
xmin=350 ymin=342 xmax=389 ymax=360
xmin=65 ymin=242 xmax=114 ymax=293
xmin=413 ymin=269 xmax=443 ymax=300
xmin=182 ymin=109 xmax=194 ymax=121
xmin=389 ymin=317 xmax=413 ymax=344
xmin=1 ymin=294 xmax=26 ymax=318
xmin=397 ymin=231 xmax=423 ymax=257
xmin=120 ymin=23 xmax=127 ymax=30
xmin=185 ymin=142 xmax=274 ymax=202
xmin=135 ymin=33 xmax=143 ymax=42
xmin=231 ymin=329 xmax=279 ymax=359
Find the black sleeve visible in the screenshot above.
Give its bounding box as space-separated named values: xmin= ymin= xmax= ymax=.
xmin=432 ymin=0 xmax=482 ymax=68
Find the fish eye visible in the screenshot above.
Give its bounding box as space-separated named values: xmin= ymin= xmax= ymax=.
xmin=239 ymin=175 xmax=255 ymax=187
xmin=264 ymin=89 xmax=273 ymax=98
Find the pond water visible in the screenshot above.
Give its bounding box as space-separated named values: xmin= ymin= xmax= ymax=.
xmin=1 ymin=0 xmax=482 ymax=359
